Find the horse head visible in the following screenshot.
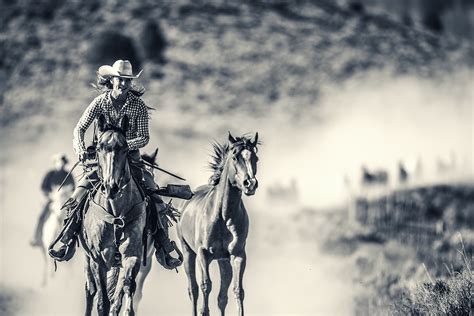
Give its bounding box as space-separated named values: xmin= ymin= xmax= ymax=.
xmin=227 ymin=132 xmax=259 ymax=196
xmin=96 ymin=114 xmax=130 ymax=199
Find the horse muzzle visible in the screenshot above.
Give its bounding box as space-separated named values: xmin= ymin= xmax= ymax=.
xmin=105 ymin=181 xmax=120 ymax=198
xmin=243 ymin=178 xmax=258 ymax=196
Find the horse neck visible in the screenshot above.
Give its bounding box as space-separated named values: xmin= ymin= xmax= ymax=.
xmin=214 ymin=156 xmax=242 ymax=220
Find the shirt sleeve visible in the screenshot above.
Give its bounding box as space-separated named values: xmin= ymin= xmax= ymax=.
xmin=73 ymin=96 xmax=101 ymax=155
xmin=127 ymin=100 xmax=150 ymax=150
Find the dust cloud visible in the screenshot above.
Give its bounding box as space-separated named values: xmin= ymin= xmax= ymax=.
xmin=1 ymin=68 xmax=472 ymax=315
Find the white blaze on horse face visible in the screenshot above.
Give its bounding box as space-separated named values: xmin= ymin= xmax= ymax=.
xmin=103 ymin=152 xmax=115 ymax=189
xmin=241 ymin=149 xmax=255 ymax=179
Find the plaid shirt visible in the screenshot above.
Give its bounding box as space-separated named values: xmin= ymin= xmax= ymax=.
xmin=73 ymin=91 xmax=150 ymax=155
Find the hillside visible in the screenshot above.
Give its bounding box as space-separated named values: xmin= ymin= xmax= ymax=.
xmin=1 ymin=0 xmax=472 ymax=133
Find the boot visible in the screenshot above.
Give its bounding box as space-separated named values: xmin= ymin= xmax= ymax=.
xmin=154 ymin=230 xmax=183 ymax=270
xmin=153 ymin=201 xmax=182 ymax=269
xmin=48 ymin=200 xmax=81 ymax=261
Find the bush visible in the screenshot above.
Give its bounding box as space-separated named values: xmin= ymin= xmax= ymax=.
xmin=87 ymin=30 xmax=142 ymax=70
xmin=399 ymin=269 xmax=473 ymax=315
xmin=397 ymin=237 xmax=473 ymax=316
xmin=139 ymin=20 xmax=167 ymax=64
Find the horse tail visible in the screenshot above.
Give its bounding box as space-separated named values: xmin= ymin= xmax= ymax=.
xmin=106 ymin=267 xmax=120 ymax=302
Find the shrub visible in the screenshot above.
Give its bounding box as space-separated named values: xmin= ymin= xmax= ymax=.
xmin=397 ymin=236 xmax=473 ymax=315
xmin=139 ymin=20 xmax=167 ymax=64
xmin=86 ymin=30 xmax=142 ymax=70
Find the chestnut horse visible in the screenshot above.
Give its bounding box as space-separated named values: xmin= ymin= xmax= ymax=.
xmin=177 ymin=132 xmax=260 ymax=316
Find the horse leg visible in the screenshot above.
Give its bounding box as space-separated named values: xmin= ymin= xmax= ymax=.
xmin=197 ymin=248 xmax=212 ymax=316
xmin=217 ymin=260 xmax=233 ymax=316
xmin=181 ymin=240 xmax=199 ymax=316
xmin=40 ymin=246 xmax=48 ymax=287
xmin=84 ymin=256 xmax=96 ymax=316
xmin=109 ymin=266 xmax=126 ymax=316
xmin=231 ymin=252 xmax=247 ymax=316
xmin=121 ymin=256 xmax=140 ymax=316
xmin=92 ymin=262 xmax=110 ymax=316
xmin=133 ymin=249 xmax=153 ymax=313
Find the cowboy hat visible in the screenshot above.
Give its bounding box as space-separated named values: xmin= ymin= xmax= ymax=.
xmin=97 ymin=60 xmax=143 ymax=79
xmin=52 ymin=153 xmax=69 ymax=164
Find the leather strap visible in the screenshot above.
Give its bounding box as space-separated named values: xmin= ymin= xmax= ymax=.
xmin=89 ymin=199 xmax=146 ymax=228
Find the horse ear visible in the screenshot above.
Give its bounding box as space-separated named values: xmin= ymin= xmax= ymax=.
xmin=151 ymin=147 xmax=159 ymax=163
xmin=228 ymin=131 xmax=236 ymax=144
xmin=97 ymin=114 xmax=106 ymax=132
xmin=120 ymin=115 xmax=129 ymax=132
xmin=252 ymin=132 xmax=259 ymax=146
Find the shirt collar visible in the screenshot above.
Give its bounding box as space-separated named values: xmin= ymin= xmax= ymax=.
xmin=107 ymin=91 xmax=131 ymax=111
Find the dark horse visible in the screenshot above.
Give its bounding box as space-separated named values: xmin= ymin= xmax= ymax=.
xmin=80 ymin=114 xmax=147 ymax=316
xmin=177 ymin=132 xmax=260 ymax=316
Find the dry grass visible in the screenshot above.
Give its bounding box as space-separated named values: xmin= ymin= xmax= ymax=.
xmin=397 ymin=234 xmax=473 ymax=315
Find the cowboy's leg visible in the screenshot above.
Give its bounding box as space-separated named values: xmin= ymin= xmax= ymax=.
xmin=49 ymin=167 xmax=99 ymax=261
xmin=30 ymin=200 xmax=52 ymax=247
xmin=68 ymin=168 xmax=100 ymax=208
xmin=128 ymin=150 xmax=182 ymax=269
xmin=151 ymin=195 xmax=183 ymax=269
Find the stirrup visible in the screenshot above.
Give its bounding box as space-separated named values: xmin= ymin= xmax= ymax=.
xmin=155 ymin=241 xmax=183 ymax=270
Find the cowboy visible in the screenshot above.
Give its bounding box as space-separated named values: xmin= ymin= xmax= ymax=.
xmin=48 ymin=60 xmax=182 ymax=269
xmin=30 ymin=153 xmax=75 ymax=247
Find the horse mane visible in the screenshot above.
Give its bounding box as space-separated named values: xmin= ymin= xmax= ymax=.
xmin=208 ymin=135 xmax=258 ymax=186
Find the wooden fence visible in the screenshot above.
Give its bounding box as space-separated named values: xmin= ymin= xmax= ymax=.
xmin=351 ymin=193 xmax=443 ymax=250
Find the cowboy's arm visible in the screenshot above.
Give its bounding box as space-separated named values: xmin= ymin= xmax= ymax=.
xmin=73 ymin=98 xmax=101 ymax=157
xmin=127 ymin=103 xmax=150 ymax=150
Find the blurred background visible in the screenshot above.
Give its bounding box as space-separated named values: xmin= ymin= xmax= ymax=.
xmin=0 ymin=0 xmax=472 ymax=315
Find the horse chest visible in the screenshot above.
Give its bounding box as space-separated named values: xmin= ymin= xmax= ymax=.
xmin=204 ymin=218 xmax=246 ymax=257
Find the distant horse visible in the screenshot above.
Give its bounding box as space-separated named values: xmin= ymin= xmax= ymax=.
xmin=41 ymin=184 xmax=74 ymax=286
xmin=80 ymin=114 xmax=147 ymax=316
xmin=361 ymin=165 xmax=389 ymax=187
xmin=398 ymin=161 xmax=409 ymax=184
xmin=177 ymin=132 xmax=260 ymax=316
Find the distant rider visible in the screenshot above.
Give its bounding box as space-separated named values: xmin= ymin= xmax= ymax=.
xmin=30 ymin=153 xmax=75 ymax=247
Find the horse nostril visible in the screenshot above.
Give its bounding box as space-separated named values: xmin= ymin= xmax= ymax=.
xmin=243 ymin=179 xmax=250 ymax=187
